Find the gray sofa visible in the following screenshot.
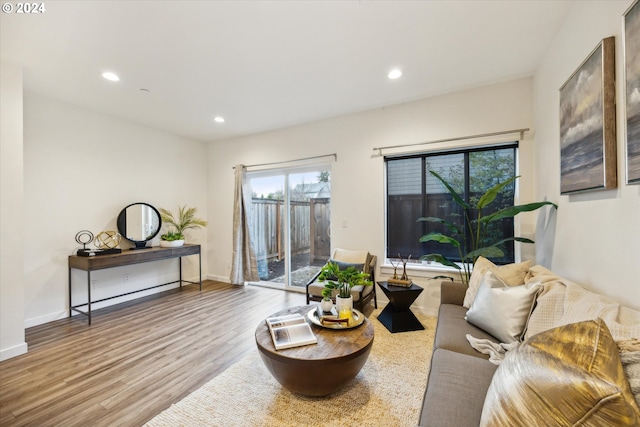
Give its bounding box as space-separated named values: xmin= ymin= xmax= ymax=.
xmin=418 ymin=269 xmax=640 ymax=427
xmin=418 ymin=281 xmax=498 ymax=427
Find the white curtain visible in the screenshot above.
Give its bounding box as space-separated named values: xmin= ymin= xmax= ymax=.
xmin=230 ymin=165 xmax=258 ymax=284
xmin=535 ymin=199 xmax=558 ymax=269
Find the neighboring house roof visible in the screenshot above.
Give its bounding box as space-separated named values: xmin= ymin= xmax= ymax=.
xmin=293 ymin=182 xmax=331 ymax=199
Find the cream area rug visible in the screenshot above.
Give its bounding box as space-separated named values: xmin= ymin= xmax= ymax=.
xmin=145 ymin=309 xmax=436 ymax=427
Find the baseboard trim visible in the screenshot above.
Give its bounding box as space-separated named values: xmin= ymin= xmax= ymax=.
xmin=0 ymin=341 xmax=28 ymax=361
xmin=25 ymin=277 xmax=202 ymax=328
xmin=208 ymin=274 xmax=230 ymax=283
xmin=25 ymin=311 xmax=69 ymax=328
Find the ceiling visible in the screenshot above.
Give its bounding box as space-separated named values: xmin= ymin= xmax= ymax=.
xmin=1 ymin=1 xmax=573 ymax=143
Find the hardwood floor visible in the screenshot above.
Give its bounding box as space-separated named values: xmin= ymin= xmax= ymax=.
xmin=0 ymin=281 xmax=306 ymax=427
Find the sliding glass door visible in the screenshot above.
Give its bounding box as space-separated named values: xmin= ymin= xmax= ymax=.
xmin=247 ymin=166 xmax=331 ymax=291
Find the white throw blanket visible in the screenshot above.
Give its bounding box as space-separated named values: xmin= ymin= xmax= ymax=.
xmin=466 ymin=334 xmax=519 ymax=365
xmin=524 ymin=265 xmax=640 ymax=341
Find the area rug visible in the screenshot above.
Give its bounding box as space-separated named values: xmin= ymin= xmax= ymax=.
xmin=145 ymin=309 xmax=436 ymax=427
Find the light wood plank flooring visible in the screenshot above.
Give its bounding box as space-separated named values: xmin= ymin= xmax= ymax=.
xmin=0 ymin=281 xmax=306 ymax=427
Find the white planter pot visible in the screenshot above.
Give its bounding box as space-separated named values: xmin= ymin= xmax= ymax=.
xmin=320 ymin=299 xmax=334 ymax=312
xmin=160 ymin=239 xmax=184 ymax=248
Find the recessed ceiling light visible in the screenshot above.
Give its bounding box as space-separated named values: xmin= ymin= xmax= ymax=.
xmin=388 ymin=69 xmax=402 ymax=80
xmin=214 ymin=116 xmax=225 ymax=123
xmin=102 ymin=72 xmax=120 ymax=82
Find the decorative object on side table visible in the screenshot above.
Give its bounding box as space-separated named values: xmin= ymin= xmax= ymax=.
xmin=75 ymin=229 xmax=121 ymax=256
xmin=318 ymin=261 xmax=372 ymax=321
xmin=75 ymin=230 xmax=94 ymax=251
xmin=388 ymin=254 xmax=412 ymax=287
xmin=117 ymin=202 xmax=162 ymax=249
xmin=95 ymin=230 xmax=121 ymax=249
xmin=159 ymin=231 xmax=185 ymax=248
xmin=159 ymin=205 xmax=207 ymax=248
xmin=418 ymin=172 xmax=557 ymax=286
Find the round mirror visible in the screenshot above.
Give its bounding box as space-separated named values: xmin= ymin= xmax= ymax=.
xmin=117 ymin=202 xmax=161 ymax=249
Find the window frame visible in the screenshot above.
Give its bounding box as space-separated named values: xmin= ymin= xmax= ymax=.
xmin=384 ymin=142 xmax=519 ymax=267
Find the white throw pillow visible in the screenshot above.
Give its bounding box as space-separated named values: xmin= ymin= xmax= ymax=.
xmin=465 ymin=270 xmax=541 ymax=343
xmin=463 ymin=257 xmax=531 ymax=309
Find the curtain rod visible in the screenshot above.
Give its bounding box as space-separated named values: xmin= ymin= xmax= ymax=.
xmin=233 ymin=153 xmax=337 ymax=169
xmin=372 ymin=128 xmax=530 ymax=156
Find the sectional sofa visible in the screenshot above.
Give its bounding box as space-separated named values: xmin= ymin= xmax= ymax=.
xmin=417 ymin=258 xmax=640 ymax=426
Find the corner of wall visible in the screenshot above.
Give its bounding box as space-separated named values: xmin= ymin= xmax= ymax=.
xmin=0 ymin=61 xmax=27 ymax=360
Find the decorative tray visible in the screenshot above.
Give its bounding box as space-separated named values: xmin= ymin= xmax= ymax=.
xmin=307 ymin=307 xmax=365 ymax=330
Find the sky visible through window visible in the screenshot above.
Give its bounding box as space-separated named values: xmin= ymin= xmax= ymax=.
xmin=250 ymin=172 xmax=322 ymax=198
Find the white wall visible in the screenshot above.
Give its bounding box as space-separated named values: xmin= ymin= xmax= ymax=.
xmin=0 ymin=62 xmax=27 ymax=361
xmin=207 ymin=78 xmax=535 ymax=316
xmin=533 ymin=0 xmax=640 ymax=310
xmin=22 ymin=94 xmax=209 ymax=327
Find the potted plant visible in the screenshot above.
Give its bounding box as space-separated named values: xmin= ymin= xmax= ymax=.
xmin=319 ymin=295 xmax=333 ymax=312
xmin=318 ymin=261 xmax=372 ymax=319
xmin=418 ymin=172 xmax=557 ymax=286
xmin=159 ymin=205 xmax=208 ymax=247
xmin=159 ymin=230 xmax=185 ymax=248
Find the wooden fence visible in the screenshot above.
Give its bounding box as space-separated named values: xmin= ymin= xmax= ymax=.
xmin=250 ymin=198 xmax=330 ymax=263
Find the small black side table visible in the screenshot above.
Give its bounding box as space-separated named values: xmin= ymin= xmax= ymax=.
xmin=377 ymin=281 xmax=424 ymax=333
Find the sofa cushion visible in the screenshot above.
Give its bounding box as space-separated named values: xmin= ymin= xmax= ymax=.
xmin=419 ymin=348 xmax=498 ymax=427
xmin=481 ymin=319 xmax=640 ymax=426
xmin=618 ymin=339 xmax=640 ymax=408
xmin=465 ymin=271 xmax=541 ymax=343
xmin=463 ymin=256 xmax=530 ymax=309
xmin=435 ymin=304 xmax=498 ymax=359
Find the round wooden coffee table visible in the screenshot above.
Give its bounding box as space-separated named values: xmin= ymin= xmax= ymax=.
xmin=255 ymin=305 xmax=374 ymax=397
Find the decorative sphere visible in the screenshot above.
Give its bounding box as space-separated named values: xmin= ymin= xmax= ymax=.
xmin=95 ymin=231 xmax=122 ymax=249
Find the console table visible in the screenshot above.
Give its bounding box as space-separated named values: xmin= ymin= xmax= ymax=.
xmin=68 ymin=244 xmax=201 ymax=324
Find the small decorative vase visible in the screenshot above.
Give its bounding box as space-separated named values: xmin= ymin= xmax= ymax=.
xmin=160 ymin=239 xmax=184 ymax=248
xmin=335 ymin=295 xmax=353 ymax=321
xmin=320 ymin=298 xmax=333 ymax=312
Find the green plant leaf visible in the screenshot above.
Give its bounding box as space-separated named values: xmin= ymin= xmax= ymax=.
xmin=466 ymin=246 xmax=504 ymax=260
xmin=417 ymin=216 xmax=461 ymax=235
xmin=419 ymin=233 xmax=461 ymax=248
xmin=481 ymin=201 xmax=558 ymax=223
xmin=160 ymin=205 xmax=208 ymax=235
xmin=476 ymin=176 xmax=519 ymax=209
xmin=429 ymin=170 xmax=471 ymax=210
xmin=318 ymin=261 xmax=372 ymax=299
xmin=420 ymin=254 xmax=461 ymax=270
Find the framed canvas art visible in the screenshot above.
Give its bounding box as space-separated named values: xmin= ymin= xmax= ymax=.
xmin=624 ymin=0 xmax=640 ymax=184
xmin=559 ymin=37 xmax=616 ymax=194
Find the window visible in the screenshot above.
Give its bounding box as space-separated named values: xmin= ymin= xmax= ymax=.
xmin=385 ymin=143 xmax=518 ymax=265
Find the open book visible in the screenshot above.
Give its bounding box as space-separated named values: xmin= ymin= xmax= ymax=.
xmin=265 ymin=313 xmax=318 ymax=350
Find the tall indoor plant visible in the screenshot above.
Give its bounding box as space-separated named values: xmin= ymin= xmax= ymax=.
xmin=159 ymin=205 xmax=208 ymax=247
xmin=418 ymin=172 xmax=557 ymax=286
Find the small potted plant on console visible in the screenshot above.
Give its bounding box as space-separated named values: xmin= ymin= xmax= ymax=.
xmin=159 ymin=205 xmax=207 ymax=248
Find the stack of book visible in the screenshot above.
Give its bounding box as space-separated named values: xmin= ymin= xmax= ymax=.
xmin=265 ymin=313 xmax=317 ymax=350
xmin=316 ymin=305 xmax=349 ymax=326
